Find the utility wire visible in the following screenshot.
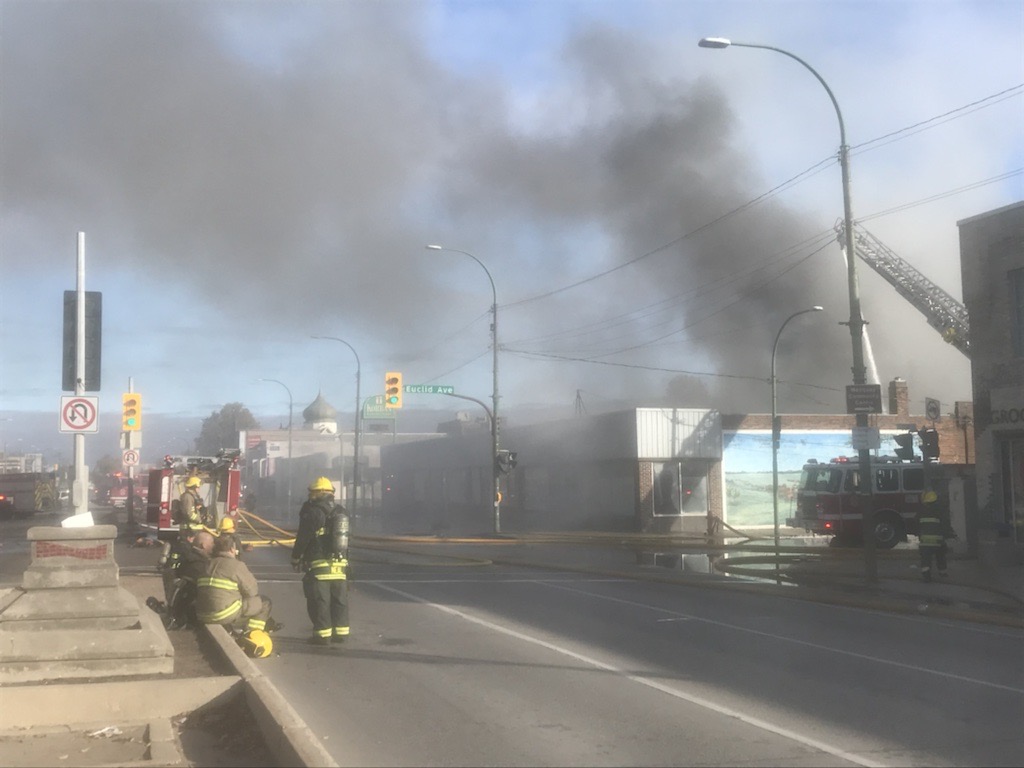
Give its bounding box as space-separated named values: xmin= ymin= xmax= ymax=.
xmin=501 ymin=85 xmax=1020 ymax=313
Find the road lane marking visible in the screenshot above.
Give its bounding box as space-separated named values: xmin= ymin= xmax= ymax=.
xmin=539 ymin=580 xmax=1024 ymax=695
xmin=367 ymin=580 xmax=887 ymax=768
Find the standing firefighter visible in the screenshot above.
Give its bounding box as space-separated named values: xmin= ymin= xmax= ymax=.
xmin=178 ymin=475 xmax=210 ymax=535
xmin=918 ymin=490 xmax=955 ymax=582
xmin=291 ymin=477 xmax=350 ymax=646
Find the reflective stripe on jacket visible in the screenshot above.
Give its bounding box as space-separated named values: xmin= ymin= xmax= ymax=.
xmin=195 ymin=554 xmax=258 ymax=624
xmin=309 ymin=557 xmax=348 ymax=581
xmin=918 ymin=514 xmax=945 ymax=547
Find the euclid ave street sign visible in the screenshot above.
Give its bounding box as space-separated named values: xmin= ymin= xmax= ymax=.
xmin=404 ymin=384 xmax=454 ymax=395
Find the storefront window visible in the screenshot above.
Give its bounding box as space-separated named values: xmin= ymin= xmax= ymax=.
xmin=652 ymin=461 xmax=708 ymax=516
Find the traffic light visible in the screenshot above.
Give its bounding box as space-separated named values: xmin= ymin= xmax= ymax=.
xmin=893 ymin=431 xmax=915 ymax=460
xmin=918 ymin=428 xmax=940 ymax=460
xmin=496 ymin=449 xmax=518 ymax=474
xmin=384 ymin=371 xmax=403 ymax=409
xmin=122 ymin=393 xmax=142 ymax=432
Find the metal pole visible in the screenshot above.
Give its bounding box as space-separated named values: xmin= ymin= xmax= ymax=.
xmin=311 ymin=337 xmax=361 ymax=518
xmin=427 ymin=245 xmax=501 ymax=534
xmin=698 ymin=37 xmax=875 ymax=582
xmin=771 ymin=307 xmax=823 ymax=582
xmin=73 ymin=232 xmax=89 ymax=520
xmin=260 ymin=378 xmax=293 ymax=517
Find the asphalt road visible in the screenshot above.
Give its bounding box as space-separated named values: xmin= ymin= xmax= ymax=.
xmin=239 ymin=544 xmax=1024 ymax=768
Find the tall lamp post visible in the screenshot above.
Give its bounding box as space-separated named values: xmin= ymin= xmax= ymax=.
xmin=698 ymin=37 xmax=876 ymax=582
xmin=259 ymin=378 xmax=294 ymax=517
xmin=311 ymin=336 xmax=362 ymax=519
xmin=426 ymin=244 xmax=502 ymax=534
xmin=771 ymin=306 xmax=823 ymax=581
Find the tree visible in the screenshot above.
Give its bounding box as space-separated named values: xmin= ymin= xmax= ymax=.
xmin=195 ymin=403 xmax=260 ymax=455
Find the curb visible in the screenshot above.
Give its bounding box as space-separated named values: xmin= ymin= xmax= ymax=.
xmin=201 ymin=624 xmax=338 ymax=768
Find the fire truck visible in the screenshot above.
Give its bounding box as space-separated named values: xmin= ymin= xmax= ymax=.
xmin=107 ymin=472 xmax=149 ymax=510
xmin=145 ymin=450 xmax=242 ymax=540
xmin=0 ymin=472 xmax=60 ymax=519
xmin=786 ymin=455 xmax=971 ymax=548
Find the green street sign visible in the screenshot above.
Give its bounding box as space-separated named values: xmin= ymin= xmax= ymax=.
xmin=363 ymin=395 xmax=396 ymax=420
xmin=403 ymin=384 xmax=454 ymax=395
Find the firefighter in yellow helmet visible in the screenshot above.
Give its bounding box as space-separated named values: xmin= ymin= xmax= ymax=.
xmin=217 ymin=515 xmax=245 ymax=561
xmin=178 ymin=475 xmax=210 ymax=536
xmin=196 ymin=534 xmax=276 ymax=639
xmin=917 ymin=489 xmax=955 ymax=582
xmin=291 ymin=476 xmax=350 ymax=646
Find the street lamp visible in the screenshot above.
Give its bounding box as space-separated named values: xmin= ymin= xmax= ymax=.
xmin=426 ymin=244 xmax=502 ymax=534
xmin=771 ymin=306 xmax=823 ymax=581
xmin=698 ymin=37 xmax=876 ymax=581
xmin=311 ymin=336 xmax=362 ymax=520
xmin=259 ymin=378 xmax=293 ymax=517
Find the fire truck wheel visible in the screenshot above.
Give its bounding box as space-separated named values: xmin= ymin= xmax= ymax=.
xmin=871 ymin=512 xmax=904 ymax=550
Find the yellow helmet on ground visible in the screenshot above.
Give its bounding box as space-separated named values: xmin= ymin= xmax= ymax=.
xmin=218 ymin=517 xmax=236 ymax=534
xmin=239 ymin=629 xmax=273 ymax=658
xmin=309 ymin=477 xmax=334 ymax=494
xmin=184 ymin=476 xmax=202 ymax=489
xmin=922 ymin=490 xmax=938 ymax=504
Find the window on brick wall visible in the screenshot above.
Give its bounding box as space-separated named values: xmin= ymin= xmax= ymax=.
xmin=1013 ymin=268 xmax=1024 ymax=357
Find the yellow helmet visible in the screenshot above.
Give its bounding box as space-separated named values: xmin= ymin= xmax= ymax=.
xmin=309 ymin=477 xmax=334 ymax=494
xmin=238 ymin=629 xmax=272 ymax=658
xmin=184 ymin=476 xmax=202 ymax=489
xmin=922 ymin=490 xmax=938 ymax=504
xmin=218 ymin=517 xmax=236 ymax=534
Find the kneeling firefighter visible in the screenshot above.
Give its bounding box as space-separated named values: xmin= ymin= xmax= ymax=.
xmin=291 ymin=477 xmax=350 ymax=646
xmin=196 ymin=535 xmax=280 ymax=656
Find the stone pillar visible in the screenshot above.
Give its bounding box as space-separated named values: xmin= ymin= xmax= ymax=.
xmin=0 ymin=525 xmax=174 ymax=683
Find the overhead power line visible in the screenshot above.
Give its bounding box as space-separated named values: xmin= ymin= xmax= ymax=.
xmin=501 ymin=84 xmax=1021 ymax=313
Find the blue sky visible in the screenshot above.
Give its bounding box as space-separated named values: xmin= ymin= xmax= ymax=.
xmin=1 ymin=0 xmax=1021 ymax=464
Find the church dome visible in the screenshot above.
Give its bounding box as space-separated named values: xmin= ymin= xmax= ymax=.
xmin=302 ymin=391 xmax=337 ymax=423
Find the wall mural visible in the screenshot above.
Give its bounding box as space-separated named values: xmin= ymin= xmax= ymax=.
xmin=722 ymin=430 xmax=906 ymax=528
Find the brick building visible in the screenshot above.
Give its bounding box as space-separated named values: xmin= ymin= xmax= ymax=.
xmin=958 ymin=201 xmax=1024 ymax=552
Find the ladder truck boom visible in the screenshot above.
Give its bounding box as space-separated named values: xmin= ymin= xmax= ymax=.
xmin=836 ymin=220 xmax=970 ymax=357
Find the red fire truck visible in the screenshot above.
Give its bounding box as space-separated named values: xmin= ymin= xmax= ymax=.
xmin=107 ymin=473 xmax=149 ymax=510
xmin=145 ymin=450 xmax=242 ymax=540
xmin=786 ymin=455 xmax=971 ymax=549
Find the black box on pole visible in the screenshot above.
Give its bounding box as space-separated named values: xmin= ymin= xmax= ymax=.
xmin=62 ymin=290 xmax=102 ymax=391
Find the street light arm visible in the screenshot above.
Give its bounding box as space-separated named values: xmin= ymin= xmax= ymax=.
xmin=729 ymin=42 xmax=847 ymax=145
xmin=426 ymin=245 xmax=497 ymax=308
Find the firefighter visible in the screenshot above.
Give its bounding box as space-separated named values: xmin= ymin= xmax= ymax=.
xmin=217 ymin=515 xmax=245 ymax=560
xmin=291 ymin=477 xmax=350 ymax=646
xmin=179 ymin=476 xmax=210 ymax=535
xmin=918 ymin=490 xmax=954 ymax=582
xmin=196 ymin=534 xmax=276 ymax=636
